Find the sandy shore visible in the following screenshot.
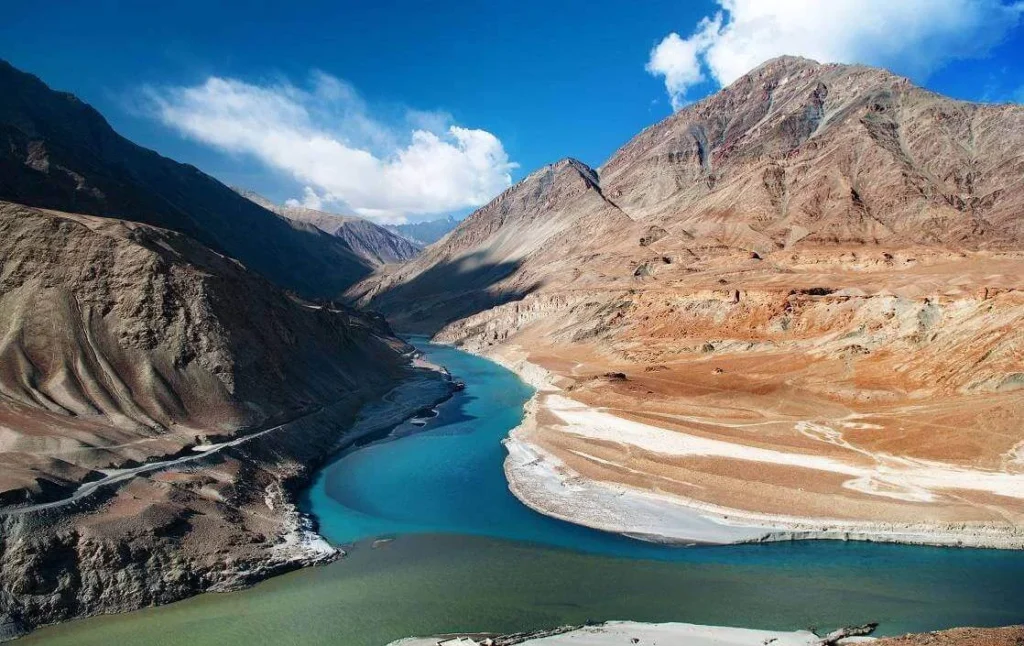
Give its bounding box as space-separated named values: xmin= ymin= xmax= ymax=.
xmin=388 ymin=621 xmax=874 ymax=645
xmin=483 ymin=347 xmax=1024 ymax=549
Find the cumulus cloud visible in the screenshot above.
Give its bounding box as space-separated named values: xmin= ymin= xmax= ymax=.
xmin=647 ymin=0 xmax=1024 ymax=109
xmin=145 ymin=72 xmax=517 ymax=222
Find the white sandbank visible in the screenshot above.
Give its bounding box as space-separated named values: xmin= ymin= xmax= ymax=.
xmin=388 ymin=621 xmax=874 ymax=646
xmin=486 ymin=349 xmax=1024 ymax=549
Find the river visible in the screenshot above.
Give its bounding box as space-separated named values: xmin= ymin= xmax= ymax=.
xmin=22 ymin=337 xmax=1024 ymax=645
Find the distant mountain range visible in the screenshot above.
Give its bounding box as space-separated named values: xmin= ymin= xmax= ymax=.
xmin=234 ymin=189 xmax=422 ymax=266
xmin=386 ymin=215 xmax=460 ymax=245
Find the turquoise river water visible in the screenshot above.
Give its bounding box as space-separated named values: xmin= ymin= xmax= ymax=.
xmin=23 ymin=337 xmax=1024 ymax=645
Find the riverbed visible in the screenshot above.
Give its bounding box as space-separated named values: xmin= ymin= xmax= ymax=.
xmin=21 ymin=337 xmax=1024 ymax=645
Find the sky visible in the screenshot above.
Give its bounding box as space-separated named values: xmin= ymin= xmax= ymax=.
xmin=2 ymin=0 xmax=1023 ymax=223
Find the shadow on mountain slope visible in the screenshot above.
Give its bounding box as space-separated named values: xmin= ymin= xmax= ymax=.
xmin=365 ymin=251 xmax=541 ymax=334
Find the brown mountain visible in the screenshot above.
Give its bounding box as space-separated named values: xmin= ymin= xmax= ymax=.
xmin=235 ymin=189 xmax=422 ymax=266
xmin=0 ymin=199 xmax=452 ymax=638
xmin=350 ymin=158 xmax=634 ymax=330
xmin=358 ymin=56 xmax=1024 ymax=332
xmin=0 ymin=200 xmax=409 ymax=505
xmin=359 ymin=57 xmax=1024 ymax=547
xmin=0 ymin=59 xmax=372 ymax=298
xmin=599 ymin=55 xmax=1024 ymax=249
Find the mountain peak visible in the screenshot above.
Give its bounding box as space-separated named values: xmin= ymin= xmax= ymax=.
xmin=751 ymin=54 xmax=821 ymax=72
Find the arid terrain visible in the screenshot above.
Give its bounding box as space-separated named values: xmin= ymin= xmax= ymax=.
xmin=1 ymin=49 xmax=1022 ymax=643
xmin=360 ymin=57 xmax=1024 ymax=547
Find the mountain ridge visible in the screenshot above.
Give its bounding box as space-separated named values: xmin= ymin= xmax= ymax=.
xmin=233 ymin=189 xmax=422 ymax=266
xmin=0 ymin=59 xmax=372 ymax=298
xmin=385 ymin=215 xmax=460 ymax=245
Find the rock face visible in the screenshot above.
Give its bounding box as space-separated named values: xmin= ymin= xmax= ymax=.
xmin=0 ymin=200 xmax=409 ymax=505
xmin=599 ymin=56 xmax=1024 ymax=250
xmin=0 ymin=60 xmax=372 ymax=298
xmin=236 ymin=190 xmax=422 ymax=266
xmin=362 ymin=58 xmax=1024 ymax=543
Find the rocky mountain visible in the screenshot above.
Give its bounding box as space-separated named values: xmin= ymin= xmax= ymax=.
xmin=358 ymin=56 xmax=1024 ymax=331
xmin=0 ymin=63 xmax=455 ymax=637
xmin=350 ymin=158 xmax=634 ymax=330
xmin=386 ymin=215 xmax=460 ymax=245
xmin=598 ymin=55 xmax=1024 ymax=249
xmin=0 ymin=199 xmax=409 ymax=505
xmin=0 ymin=200 xmax=451 ymax=638
xmin=358 ymin=57 xmax=1024 ymax=546
xmin=0 ymin=60 xmax=372 ymax=298
xmin=235 ymin=190 xmax=422 ymax=266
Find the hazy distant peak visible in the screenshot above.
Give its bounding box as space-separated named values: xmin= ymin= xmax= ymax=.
xmin=233 ymin=188 xmax=421 ymax=266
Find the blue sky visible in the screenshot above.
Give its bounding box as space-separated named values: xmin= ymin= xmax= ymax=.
xmin=2 ymin=1 xmax=1022 ymax=222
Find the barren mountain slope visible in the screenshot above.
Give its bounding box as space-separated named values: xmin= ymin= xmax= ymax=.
xmin=351 ymin=158 xmax=640 ymax=330
xmin=0 ymin=201 xmax=455 ymax=638
xmin=0 ymin=60 xmax=372 ymax=297
xmin=600 ymin=56 xmax=1024 ymax=250
xmin=365 ymin=57 xmax=1024 ymax=545
xmin=236 ymin=190 xmax=422 ymax=265
xmin=0 ymin=200 xmax=409 ymax=505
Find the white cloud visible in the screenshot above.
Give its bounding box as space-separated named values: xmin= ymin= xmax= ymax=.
xmin=145 ymin=72 xmax=517 ymax=222
xmin=647 ymin=0 xmax=1024 ymax=109
xmin=286 ymin=186 xmax=324 ymax=211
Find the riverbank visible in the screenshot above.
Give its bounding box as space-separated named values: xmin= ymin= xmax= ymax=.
xmin=390 ymin=621 xmax=1024 ymax=646
xmin=470 ymin=344 xmax=1024 ymax=550
xmin=388 ymin=620 xmax=875 ymax=646
xmin=0 ymin=362 xmax=455 ymax=641
xmin=14 ymin=339 xmax=1024 ymax=646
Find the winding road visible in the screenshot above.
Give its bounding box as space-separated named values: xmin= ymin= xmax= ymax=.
xmin=0 ymin=412 xmax=319 ymax=517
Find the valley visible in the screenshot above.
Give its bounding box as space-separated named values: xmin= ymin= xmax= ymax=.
xmin=1 ymin=48 xmax=1023 ymax=646
xmin=361 ymin=56 xmax=1024 ymax=551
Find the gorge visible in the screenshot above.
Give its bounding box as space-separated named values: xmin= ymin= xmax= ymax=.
xmin=1 ymin=51 xmax=1023 ymax=646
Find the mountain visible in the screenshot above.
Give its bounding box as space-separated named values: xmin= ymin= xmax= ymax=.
xmin=386 ymin=215 xmax=460 ymax=245
xmin=0 ymin=59 xmax=372 ymax=297
xmin=0 ymin=61 xmax=453 ymax=636
xmin=597 ymin=55 xmax=1024 ymax=248
xmin=235 ymin=190 xmax=422 ymax=266
xmin=358 ymin=56 xmax=1024 ymax=331
xmin=0 ymin=200 xmax=411 ymax=506
xmin=0 ymin=199 xmax=453 ymax=636
xmin=350 ymin=158 xmax=634 ymax=330
xmin=358 ymin=57 xmax=1024 ymax=545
